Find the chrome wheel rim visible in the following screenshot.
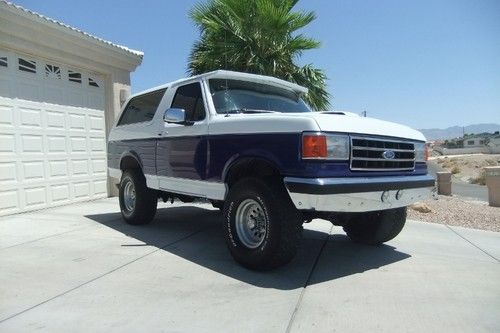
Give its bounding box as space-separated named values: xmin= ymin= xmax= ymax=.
xmin=123 ymin=179 xmax=136 ymax=212
xmin=235 ymin=199 xmax=267 ymax=249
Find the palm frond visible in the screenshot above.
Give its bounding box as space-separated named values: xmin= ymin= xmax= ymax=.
xmin=188 ymin=0 xmax=331 ymax=109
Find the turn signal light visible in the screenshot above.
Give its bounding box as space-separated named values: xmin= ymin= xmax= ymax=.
xmin=302 ymin=135 xmax=327 ymax=158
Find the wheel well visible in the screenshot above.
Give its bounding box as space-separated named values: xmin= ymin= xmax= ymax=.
xmin=120 ymin=155 xmax=141 ymax=171
xmin=225 ymin=158 xmax=281 ymax=188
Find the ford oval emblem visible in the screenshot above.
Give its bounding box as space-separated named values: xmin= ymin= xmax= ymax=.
xmin=382 ymin=150 xmax=396 ymax=159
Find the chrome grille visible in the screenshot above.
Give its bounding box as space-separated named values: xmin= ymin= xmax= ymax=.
xmin=350 ymin=136 xmax=415 ymax=171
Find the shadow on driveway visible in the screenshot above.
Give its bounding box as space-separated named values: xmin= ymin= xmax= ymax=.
xmin=85 ymin=206 xmax=410 ymax=290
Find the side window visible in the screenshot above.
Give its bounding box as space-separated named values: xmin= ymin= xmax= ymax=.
xmin=118 ymin=88 xmax=166 ymax=126
xmin=171 ymin=82 xmax=206 ymax=122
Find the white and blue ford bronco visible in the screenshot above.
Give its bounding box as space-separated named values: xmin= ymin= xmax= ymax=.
xmin=108 ymin=70 xmax=435 ymax=270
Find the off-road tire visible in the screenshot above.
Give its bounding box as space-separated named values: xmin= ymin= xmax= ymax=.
xmin=119 ymin=169 xmax=157 ymax=225
xmin=223 ymin=177 xmax=303 ymax=271
xmin=343 ymin=207 xmax=407 ymax=245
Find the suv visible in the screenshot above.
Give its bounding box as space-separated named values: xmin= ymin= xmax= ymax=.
xmin=108 ymin=70 xmax=435 ymax=270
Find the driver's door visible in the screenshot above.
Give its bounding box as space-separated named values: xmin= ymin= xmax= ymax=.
xmin=156 ymin=81 xmax=209 ymax=190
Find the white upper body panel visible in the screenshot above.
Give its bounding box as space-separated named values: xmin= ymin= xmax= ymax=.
xmin=208 ymin=112 xmax=426 ymax=141
xmin=110 ymin=70 xmax=426 ymax=142
xmin=297 ymin=113 xmax=426 ymax=141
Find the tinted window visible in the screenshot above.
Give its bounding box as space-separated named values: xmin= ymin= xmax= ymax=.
xmin=118 ymin=89 xmax=166 ymax=126
xmin=171 ymin=83 xmax=205 ymax=122
xmin=209 ymin=79 xmax=310 ymax=114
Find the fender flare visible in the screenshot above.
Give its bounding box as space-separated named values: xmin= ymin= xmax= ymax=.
xmin=119 ymin=150 xmax=144 ymax=172
xmin=221 ymin=151 xmax=283 ymax=183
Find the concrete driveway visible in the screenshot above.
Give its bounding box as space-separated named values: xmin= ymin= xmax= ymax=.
xmin=1 ymin=198 xmax=499 ymax=332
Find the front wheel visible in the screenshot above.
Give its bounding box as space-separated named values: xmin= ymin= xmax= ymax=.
xmin=119 ymin=169 xmax=157 ymax=225
xmin=342 ymin=207 xmax=407 ymax=245
xmin=223 ymin=178 xmax=302 ymax=270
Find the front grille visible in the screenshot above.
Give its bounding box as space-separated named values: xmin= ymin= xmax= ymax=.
xmin=350 ymin=136 xmax=415 ymax=171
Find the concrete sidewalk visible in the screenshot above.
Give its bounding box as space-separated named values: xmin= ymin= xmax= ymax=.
xmin=1 ymin=198 xmax=499 ymax=332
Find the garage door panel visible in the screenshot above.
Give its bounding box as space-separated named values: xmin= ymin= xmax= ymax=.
xmin=69 ymin=113 xmax=86 ymax=130
xmin=51 ymin=184 xmax=70 ymax=202
xmin=48 ymin=160 xmax=68 ymax=177
xmin=0 ymin=51 xmax=107 ymax=216
xmin=21 ymin=134 xmax=43 ymax=153
xmin=46 ymin=110 xmax=66 ymax=129
xmin=23 ymin=161 xmax=45 ymax=180
xmin=94 ymin=180 xmax=107 ymax=195
xmin=88 ymin=93 xmax=105 ymax=110
xmin=90 ymin=137 xmax=105 ymax=152
xmin=16 ymin=81 xmax=41 ymax=102
xmin=66 ymin=90 xmax=85 ymax=108
xmin=24 ymin=186 xmax=47 ymax=206
xmin=70 ymin=137 xmax=87 ymax=152
xmin=0 ymin=162 xmax=17 ymax=182
xmin=19 ymin=107 xmax=43 ymax=127
xmin=72 ymin=159 xmax=89 ymax=176
xmin=0 ymin=190 xmax=18 ymax=211
xmin=89 ymin=115 xmax=104 ymax=131
xmin=47 ymin=135 xmax=67 ymax=153
xmin=0 ymin=133 xmax=15 ymax=152
xmin=0 ymin=104 xmax=14 ymax=126
xmin=44 ymin=85 xmax=64 ymax=104
xmin=0 ymin=76 xmax=10 ymax=97
xmin=91 ymin=159 xmax=106 ymax=175
xmin=74 ymin=182 xmax=90 ymax=198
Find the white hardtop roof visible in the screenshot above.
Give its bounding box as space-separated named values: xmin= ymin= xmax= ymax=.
xmin=133 ymin=70 xmax=308 ymax=97
xmin=1 ymin=0 xmax=143 ymax=58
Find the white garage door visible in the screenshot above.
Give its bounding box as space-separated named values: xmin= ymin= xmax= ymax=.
xmin=0 ymin=49 xmax=107 ymax=216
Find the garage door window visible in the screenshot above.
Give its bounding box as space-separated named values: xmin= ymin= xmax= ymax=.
xmin=118 ymin=88 xmax=166 ymax=126
xmin=68 ymin=70 xmax=82 ymax=83
xmin=88 ymin=77 xmax=99 ymax=87
xmin=45 ymin=64 xmax=61 ymax=79
xmin=18 ymin=58 xmax=36 ymax=73
xmin=0 ymin=57 xmax=7 ymax=67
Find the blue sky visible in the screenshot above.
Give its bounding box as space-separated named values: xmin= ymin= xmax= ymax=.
xmin=13 ymin=0 xmax=500 ymax=129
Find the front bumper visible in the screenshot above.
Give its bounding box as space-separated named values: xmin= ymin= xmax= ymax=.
xmin=284 ymin=175 xmax=436 ymax=212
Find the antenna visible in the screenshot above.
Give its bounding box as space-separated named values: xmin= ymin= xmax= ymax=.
xmin=224 ymin=29 xmax=227 ymax=70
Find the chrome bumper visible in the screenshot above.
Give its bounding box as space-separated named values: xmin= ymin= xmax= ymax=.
xmin=284 ymin=175 xmax=436 ymax=212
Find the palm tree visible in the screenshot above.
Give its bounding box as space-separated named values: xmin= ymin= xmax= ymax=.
xmin=188 ymin=0 xmax=330 ymax=110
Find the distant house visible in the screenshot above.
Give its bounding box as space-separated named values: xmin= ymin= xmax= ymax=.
xmin=464 ymin=138 xmax=486 ymax=147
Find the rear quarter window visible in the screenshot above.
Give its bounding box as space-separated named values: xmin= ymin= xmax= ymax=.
xmin=118 ymin=88 xmax=166 ymax=126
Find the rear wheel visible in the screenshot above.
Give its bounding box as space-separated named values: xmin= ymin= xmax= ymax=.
xmin=119 ymin=169 xmax=157 ymax=225
xmin=223 ymin=178 xmax=302 ymax=270
xmin=342 ymin=207 xmax=407 ymax=245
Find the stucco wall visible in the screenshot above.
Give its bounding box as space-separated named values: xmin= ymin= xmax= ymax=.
xmin=434 ymin=146 xmax=491 ymax=155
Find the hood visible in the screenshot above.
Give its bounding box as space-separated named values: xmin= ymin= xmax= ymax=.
xmin=295 ymin=112 xmax=426 ymax=142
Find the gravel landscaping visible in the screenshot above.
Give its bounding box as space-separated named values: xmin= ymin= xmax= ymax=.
xmin=408 ymin=195 xmax=500 ymax=232
xmin=430 ymin=154 xmax=500 ymax=184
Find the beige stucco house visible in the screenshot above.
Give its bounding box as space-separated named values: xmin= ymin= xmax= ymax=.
xmin=0 ymin=1 xmax=143 ymax=215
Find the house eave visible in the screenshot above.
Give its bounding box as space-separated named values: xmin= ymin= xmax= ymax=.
xmin=0 ymin=1 xmax=143 ymax=73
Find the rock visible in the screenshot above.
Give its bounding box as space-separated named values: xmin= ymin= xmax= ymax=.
xmin=410 ymin=202 xmax=432 ymax=213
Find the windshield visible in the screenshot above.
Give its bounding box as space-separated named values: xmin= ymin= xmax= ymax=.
xmin=208 ymin=79 xmax=311 ymax=114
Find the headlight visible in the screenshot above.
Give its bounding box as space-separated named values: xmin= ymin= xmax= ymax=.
xmin=414 ymin=142 xmax=428 ymax=162
xmin=302 ymin=133 xmax=349 ymax=160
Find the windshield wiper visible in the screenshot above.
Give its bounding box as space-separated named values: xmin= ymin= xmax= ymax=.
xmin=240 ymin=108 xmax=277 ymax=114
xmin=225 ymin=108 xmax=277 ymax=115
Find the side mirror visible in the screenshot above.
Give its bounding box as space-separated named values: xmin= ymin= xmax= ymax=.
xmin=164 ymin=108 xmax=188 ymax=124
